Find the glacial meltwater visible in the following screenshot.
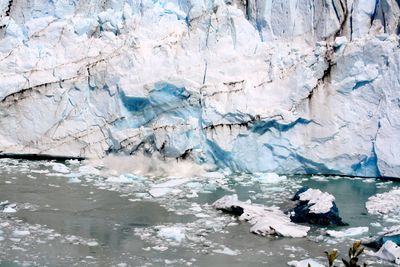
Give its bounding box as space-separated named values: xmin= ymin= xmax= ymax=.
xmin=0 ymin=158 xmax=399 ymax=267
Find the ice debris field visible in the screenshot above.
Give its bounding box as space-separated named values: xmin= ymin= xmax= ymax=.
xmin=0 ymin=158 xmax=400 ymax=266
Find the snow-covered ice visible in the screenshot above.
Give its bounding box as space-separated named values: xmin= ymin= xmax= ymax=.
xmin=213 ymin=195 xmax=310 ymax=238
xmin=326 ymin=227 xmax=369 ymax=238
xmin=298 ymin=189 xmax=335 ymax=214
xmin=366 ymin=189 xmax=400 ymax=216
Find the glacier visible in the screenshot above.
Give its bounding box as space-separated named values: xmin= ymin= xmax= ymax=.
xmin=0 ymin=0 xmax=400 ymax=177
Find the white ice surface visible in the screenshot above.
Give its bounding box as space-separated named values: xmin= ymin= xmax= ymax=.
xmin=326 ymin=227 xmax=369 ymax=238
xmin=287 ymin=259 xmax=325 ymax=267
xmin=157 ymin=227 xmax=185 ymax=243
xmin=366 ymin=188 xmax=400 ymax=216
xmin=0 ymin=0 xmax=399 ymax=178
xmin=213 ymin=195 xmax=310 ymax=238
xmin=299 ymin=189 xmax=335 ymax=214
xmin=367 ymin=240 xmax=400 ymax=265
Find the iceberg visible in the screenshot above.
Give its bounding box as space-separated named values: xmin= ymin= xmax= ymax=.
xmin=367 ymin=240 xmax=400 ymax=265
xmin=290 ymin=187 xmax=346 ymax=226
xmin=366 ymin=188 xmax=400 ymax=216
xmin=213 ymin=195 xmax=310 ymax=238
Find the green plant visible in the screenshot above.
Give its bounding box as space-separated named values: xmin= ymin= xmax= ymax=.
xmin=342 ymin=241 xmax=367 ymax=267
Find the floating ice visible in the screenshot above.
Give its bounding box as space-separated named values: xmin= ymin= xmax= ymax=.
xmin=213 ymin=195 xmax=310 ymax=238
xmin=49 ymin=163 xmax=70 ymax=174
xmin=366 ymin=188 xmax=400 ymax=216
xmin=212 ymin=246 xmax=240 ymax=256
xmin=287 ymin=259 xmax=325 ymax=267
xmin=78 ymin=165 xmax=101 ymax=176
xmin=365 ymin=226 xmax=400 ymax=249
xmin=367 ymin=240 xmax=400 ymax=265
xmin=13 ymin=230 xmax=30 ymax=236
xmin=3 ymin=206 xmax=17 ymax=213
xmin=254 ymin=173 xmax=287 ymax=184
xmin=290 ymin=187 xmax=345 ymax=226
xmin=2 ymin=203 xmax=17 ymax=213
xmin=87 ymin=241 xmax=99 ymax=247
xmin=67 ymin=177 xmax=81 ymax=183
xmin=149 ymin=178 xmax=191 ymax=197
xmin=157 ymin=227 xmax=185 ymax=243
xmin=326 ymin=227 xmax=369 ymax=238
xmin=105 ymin=174 xmax=141 ymax=183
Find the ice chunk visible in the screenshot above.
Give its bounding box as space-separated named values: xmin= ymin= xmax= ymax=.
xmin=213 ymin=195 xmax=310 ymax=238
xmin=157 ymin=227 xmax=185 ymax=243
xmin=326 ymin=227 xmax=369 ymax=238
xmin=13 ymin=230 xmax=30 ymax=236
xmin=67 ymin=177 xmax=82 ymax=183
xmin=78 ymin=165 xmax=101 ymax=176
xmin=366 ymin=188 xmax=400 ymax=216
xmin=288 ymin=259 xmax=325 ymax=267
xmin=290 ymin=187 xmax=345 ymax=226
xmin=2 ymin=203 xmax=17 ymax=213
xmin=106 ymin=174 xmax=141 ymax=183
xmin=364 ymin=226 xmax=400 ymax=249
xmin=50 ymin=163 xmax=70 ymax=173
xmin=367 ymin=240 xmax=400 ymax=264
xmin=213 ymin=246 xmax=240 ymax=256
xmin=254 ymin=173 xmax=287 ymax=184
xmin=87 ymin=241 xmax=99 ymax=246
xmin=149 ymin=178 xmax=191 ymax=197
xmin=201 ymin=172 xmax=226 ymax=179
xmin=3 ymin=206 xmax=17 ymax=213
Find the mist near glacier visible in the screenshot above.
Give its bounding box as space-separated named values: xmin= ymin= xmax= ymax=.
xmin=98 ymin=154 xmax=207 ymax=178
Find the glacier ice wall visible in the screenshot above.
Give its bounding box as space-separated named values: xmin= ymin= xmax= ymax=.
xmin=0 ymin=0 xmax=400 ymax=177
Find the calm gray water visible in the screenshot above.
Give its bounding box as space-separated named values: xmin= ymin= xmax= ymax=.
xmin=0 ymin=158 xmax=398 ymax=267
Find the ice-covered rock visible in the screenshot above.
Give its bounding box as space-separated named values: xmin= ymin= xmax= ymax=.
xmin=0 ymin=0 xmax=399 ymax=178
xmin=290 ymin=187 xmax=346 ymax=226
xmin=213 ymin=195 xmax=310 ymax=238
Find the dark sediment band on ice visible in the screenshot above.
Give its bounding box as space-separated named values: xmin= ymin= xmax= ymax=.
xmin=0 ymin=153 xmax=85 ymax=161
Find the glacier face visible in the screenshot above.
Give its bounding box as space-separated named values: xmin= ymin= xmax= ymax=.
xmin=0 ymin=0 xmax=399 ymax=177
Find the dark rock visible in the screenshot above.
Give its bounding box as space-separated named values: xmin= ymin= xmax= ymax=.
xmin=289 ymin=186 xmax=347 ymax=226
